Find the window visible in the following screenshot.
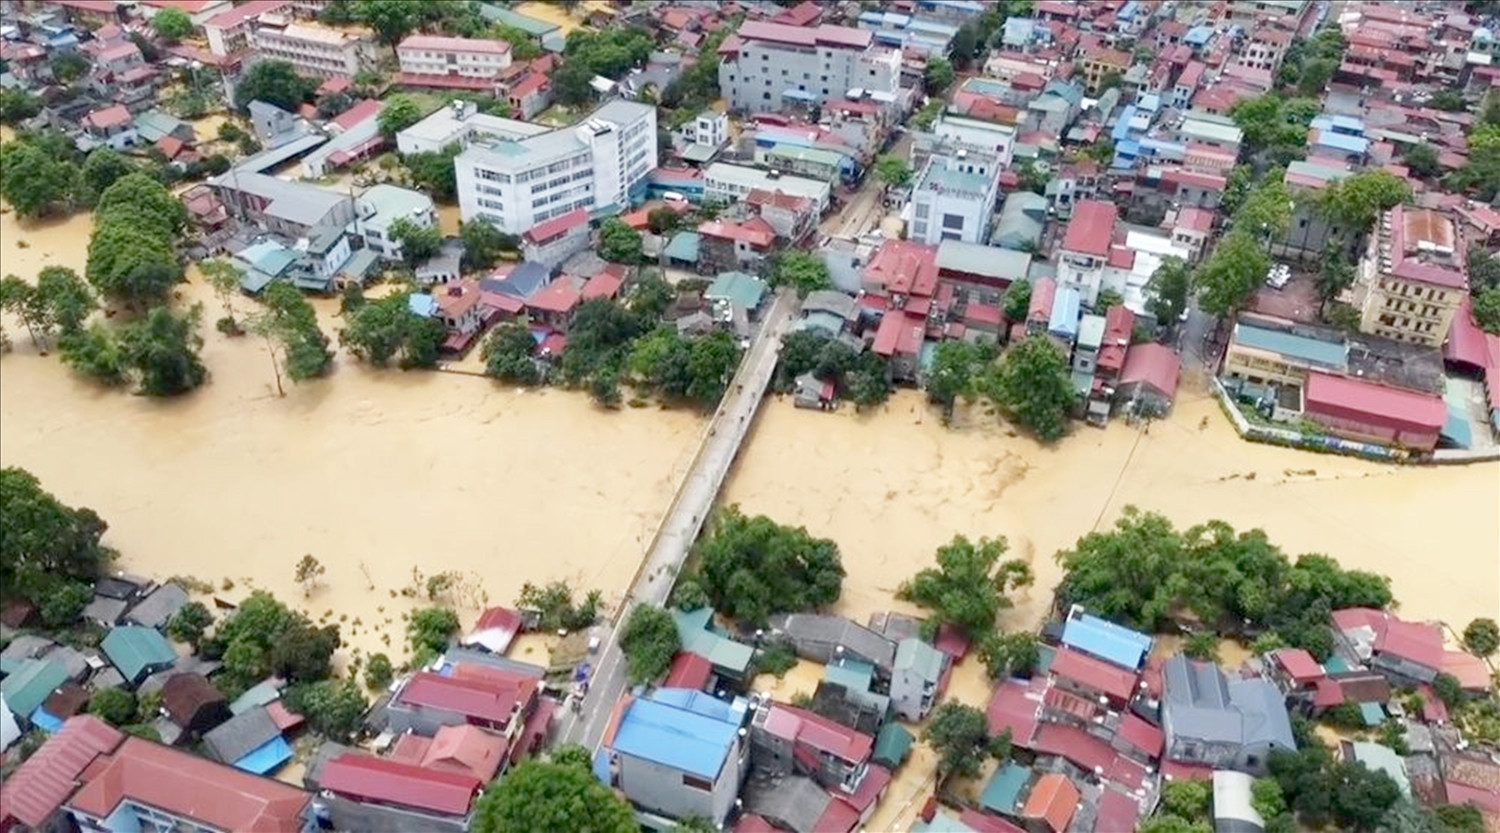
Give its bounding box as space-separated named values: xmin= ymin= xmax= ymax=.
xmin=682 ymin=773 xmax=713 ymax=791
xmin=914 ymin=203 xmax=930 ymax=219
xmin=942 ymin=213 xmax=964 ymax=230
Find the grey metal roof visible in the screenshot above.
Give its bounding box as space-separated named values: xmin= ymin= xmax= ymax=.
xmin=802 ymin=290 xmax=857 ymax=320
xmin=1226 ymin=678 xmax=1295 ymax=750
xmin=212 ymin=172 xmax=348 ymax=229
xmin=771 ymin=613 xmax=896 ymax=673
xmin=1 ymin=634 xmax=56 ymax=661
xmin=203 ymin=705 xmax=281 ymax=765
xmin=936 ymin=240 xmax=1032 ymax=282
xmin=82 ymin=596 xmax=127 ymax=626
xmin=231 ymin=131 xmax=329 ymax=174
xmin=1164 ymin=655 xmax=1294 ymax=750
xmin=894 ymin=638 xmax=943 ymax=682
xmin=439 ymin=647 xmax=546 ymax=679
xmin=744 ymin=776 xmax=831 ymax=833
xmin=248 ymin=100 xmax=292 ymax=121
xmin=124 ymin=582 xmax=188 ymax=629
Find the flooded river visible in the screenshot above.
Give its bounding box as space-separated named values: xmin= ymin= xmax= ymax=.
xmin=2 ymin=206 xmax=1495 ymax=664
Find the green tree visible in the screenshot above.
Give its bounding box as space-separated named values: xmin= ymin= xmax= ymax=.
xmin=284 ymin=679 xmax=368 ymax=742
xmin=924 ymin=57 xmax=955 ymax=94
xmin=598 ymin=218 xmax=643 ymax=264
xmin=0 ymin=87 xmax=42 ymax=126
xmin=1138 ymin=817 xmax=1211 ymax=833
xmin=471 ymin=756 xmax=636 ymax=833
xmin=1403 ymin=143 xmax=1442 ymax=179
xmin=489 ymin=24 xmax=543 ymax=60
xmin=1432 ymin=672 xmax=1464 ymax=708
xmin=1161 ymin=780 xmax=1211 ymax=821
xmin=459 ymin=217 xmax=517 ymax=270
xmin=482 ymin=322 xmax=543 ymax=386
xmin=516 ymin=581 xmax=602 ymax=632
xmin=845 ymin=352 xmax=893 ymax=409
xmin=96 ymin=173 xmax=186 ymax=236
xmin=199 ymin=258 xmax=245 ymax=331
xmin=1473 ymin=288 xmax=1500 ymax=334
xmin=84 ymin=223 xmax=181 ymax=306
xmin=1315 ymin=247 xmax=1356 ymax=318
xmin=684 ymin=330 xmax=740 ymax=406
xmin=1146 ymin=256 xmax=1192 ymax=325
xmin=1002 ymin=280 xmax=1032 ymax=323
xmin=1196 ymin=231 xmax=1268 ymax=317
xmin=1462 ymin=617 xmax=1499 ymax=657
xmin=167 ymin=601 xmax=213 ymax=648
xmin=693 ymin=505 xmax=844 ymax=625
xmin=364 ymin=653 xmax=394 ymax=689
xmin=1431 ymin=803 xmax=1486 ymax=833
xmin=978 ymin=630 xmax=1040 ymax=679
xmin=875 ymin=154 xmax=914 ymax=191
xmin=88 ymin=688 xmax=137 ymax=726
xmin=258 ymin=282 xmax=333 ymax=382
xmin=339 ymin=291 xmax=444 ymax=368
xmin=216 ymin=591 xmax=341 ymax=684
xmin=354 ymin=0 xmax=421 ymax=47
xmin=983 ymin=335 xmax=1074 ymax=441
xmin=49 ymin=52 xmax=89 ymax=83
xmin=899 ymin=535 xmax=1032 ymax=639
xmin=58 ymin=323 xmax=129 ymax=385
xmin=37 ymin=580 xmax=92 ymax=627
xmin=1314 ymin=170 xmax=1411 ymax=238
xmin=407 ymin=606 xmax=460 ymax=663
xmin=377 ymin=93 xmax=424 ymax=139
xmin=925 ymin=702 xmax=995 ymax=779
xmin=0 ymin=275 xmax=53 ymax=348
xmin=79 ymin=149 xmax=136 ymax=206
xmin=925 ymin=340 xmax=992 ymax=419
xmin=232 ymin=60 xmax=317 ymax=113
xmin=1183 ymin=631 xmax=1221 ymax=662
xmin=620 ymin=604 xmax=680 ymax=685
xmin=0 ymin=140 xmax=78 ymax=219
xmin=388 ymin=217 xmax=443 ymax=264
xmin=771 ymin=251 xmax=831 ymax=297
xmin=151 ymin=7 xmax=193 ymax=41
xmin=120 ymin=305 xmax=207 ymax=396
xmin=404 ymin=143 xmax=462 ymax=202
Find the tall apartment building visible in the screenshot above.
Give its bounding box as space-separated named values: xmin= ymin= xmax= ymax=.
xmin=908 ymin=150 xmax=1001 ymax=246
xmin=204 ymin=0 xmax=288 ymax=57
xmin=718 ymin=21 xmax=900 ymax=113
xmin=456 ymin=100 xmax=657 ymax=236
xmin=1357 ymin=205 xmax=1467 ymax=347
xmin=252 ymin=14 xmax=371 ymax=77
xmin=397 ymin=35 xmax=513 ymax=91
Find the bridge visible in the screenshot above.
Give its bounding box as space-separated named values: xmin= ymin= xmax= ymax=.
xmin=555 ymin=288 xmax=800 ymax=751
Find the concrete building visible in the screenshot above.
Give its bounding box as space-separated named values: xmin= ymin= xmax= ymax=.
xmin=1056 ymin=200 xmax=1118 ymax=306
xmin=455 ymin=100 xmax=657 ymax=236
xmin=908 ymin=150 xmax=1001 ymax=246
xmin=602 ymin=688 xmax=752 ymax=828
xmin=889 ymin=639 xmax=943 ymax=721
xmin=203 ymin=0 xmax=288 ymax=57
xmin=252 ymin=15 xmax=371 ymax=78
xmin=702 ymin=163 xmax=831 ymax=212
xmin=928 ymin=113 xmax=1016 ymax=167
xmin=520 ymin=207 xmax=589 ymax=271
xmin=1356 ymin=205 xmax=1467 ymax=347
xmin=1161 ymin=655 xmax=1295 ymax=776
xmin=718 ymin=21 xmax=900 ymax=113
xmin=210 ymin=172 xmax=356 ymax=240
xmin=396 ymin=100 xmax=550 ymax=156
xmin=397 ymin=35 xmax=513 ymax=91
xmin=355 ymin=184 xmax=437 ymax=261
xmin=1080 ymin=45 xmax=1132 ymax=95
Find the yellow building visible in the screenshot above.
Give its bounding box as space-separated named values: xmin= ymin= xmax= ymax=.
xmin=1356 ymin=205 xmax=1467 ymax=348
xmin=1080 ymin=46 xmax=1132 ymax=95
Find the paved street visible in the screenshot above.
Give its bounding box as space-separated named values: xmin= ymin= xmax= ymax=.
xmin=821 ymin=131 xmax=914 ymax=240
xmin=556 ymin=289 xmax=800 ymax=752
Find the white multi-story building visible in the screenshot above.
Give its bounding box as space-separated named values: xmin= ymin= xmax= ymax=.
xmin=701 ymin=163 xmax=832 ymax=212
xmin=396 ymin=100 xmax=550 ymax=156
xmin=718 ymin=21 xmax=900 ymax=113
xmin=929 ymin=113 xmax=1016 ymax=168
xmin=908 ymin=149 xmax=1001 ymax=246
xmin=396 ymin=35 xmax=513 ymax=91
xmin=251 ymin=15 xmax=371 ymax=77
xmin=204 ymin=0 xmax=288 ymax=57
xmin=356 ymin=184 xmax=437 ymax=261
xmin=455 ymin=100 xmax=657 ymax=236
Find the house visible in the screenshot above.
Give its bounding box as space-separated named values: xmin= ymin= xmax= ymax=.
xmin=1161 ymin=654 xmax=1295 ymax=776
xmin=909 ymin=151 xmax=1002 ymax=246
xmin=204 ymin=0 xmax=290 ymax=56
xmin=387 ymin=723 xmax=509 ymax=782
xmin=1 ymin=656 xmax=69 ymax=724
xmin=746 ymin=189 xmax=818 ymax=242
xmin=397 ymin=34 xmax=512 ymax=91
xmin=794 ymin=372 xmax=837 ymax=410
xmin=1080 ymin=44 xmax=1132 ymax=94
xmin=203 ymin=705 xmax=292 ymax=774
xmin=770 ymin=614 xmax=897 ymax=676
xmin=602 ymin=688 xmax=752 ymax=828
xmin=314 ymin=753 xmax=481 ymax=830
xmin=211 ymin=172 xmax=357 ymax=240
xmin=80 ymin=103 xmax=137 ymax=151
xmin=526 ymin=278 xmax=583 ymax=332
xmin=462 ymin=606 xmax=524 ymax=655
xmin=702 ymin=163 xmax=832 ymax=213
xmin=0 ymin=715 xmax=124 ymax=831
xmin=1213 ymin=770 xmax=1267 ymax=833
xmin=698 ymin=218 xmax=777 ymax=273
xmin=718 ymin=22 xmax=900 ymax=112
xmin=1118 ymin=343 xmax=1182 ymax=416
xmin=385 ymin=663 xmax=540 ymax=737
xmin=742 ymin=775 xmax=857 ymax=833
xmin=100 ymin=625 xmax=177 ymax=688
xmin=1060 ymin=607 xmax=1153 ymax=671
xmin=161 ymin=672 xmax=230 ymax=735
xmin=520 ymin=208 xmax=589 ymax=272
xmin=27 ymin=684 xmax=87 ymax=732
xmin=672 ymin=607 xmax=756 ymax=684
xmin=705 ymin=270 xmax=769 ymax=317
xmin=433 ymin=281 xmax=486 ymax=353
xmin=1047 ymin=647 xmax=1140 ymax=711
xmin=252 ymin=15 xmax=373 ymax=78
xmin=1020 ymin=772 xmax=1080 ymax=833
xmin=890 ymin=638 xmax=944 ymax=722
xmin=750 ymin=701 xmax=874 ymax=793
xmin=124 ymin=582 xmax=189 ymax=629
xmin=1048 ymin=286 xmax=1081 ymax=346
xmin=1330 ymin=607 xmax=1447 ymax=686
xmin=248 ymin=99 xmax=302 ymax=149
xmin=993 ymin=191 xmax=1047 ymax=252
xmin=1356 ymin=205 xmax=1467 ymax=348
xmin=1056 ymin=200 xmax=1119 ymax=306
xmin=1301 ymin=372 xmax=1445 ymax=453
xmin=357 ymin=184 xmax=438 ymax=261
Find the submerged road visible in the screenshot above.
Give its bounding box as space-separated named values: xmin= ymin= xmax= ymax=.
xmin=556 ymin=288 xmax=800 ymax=752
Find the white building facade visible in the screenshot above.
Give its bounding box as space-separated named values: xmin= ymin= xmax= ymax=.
xmin=455 ymin=100 xmax=657 ymax=236
xmin=930 ymin=114 xmax=1016 ymax=168
xmin=718 ymin=21 xmax=900 ymax=113
xmin=251 ymin=16 xmax=370 ymax=77
xmin=908 ymin=151 xmax=1001 ymax=246
xmin=396 ymin=35 xmax=512 ymax=88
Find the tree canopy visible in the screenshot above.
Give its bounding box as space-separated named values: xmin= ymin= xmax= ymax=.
xmin=120 ymin=305 xmax=208 ymax=396
xmin=233 ymin=60 xmax=317 ymax=114
xmin=875 ymin=155 xmax=914 ymax=190
xmin=1230 ymin=94 xmax=1320 ymax=164
xmin=459 ymin=217 xmax=518 ymax=270
xmin=926 ymin=703 xmax=1007 ymax=780
xmin=253 ymin=282 xmax=333 ymax=384
xmin=0 ymin=467 xmax=113 ymax=607
xmin=471 ymin=752 xmax=636 ymax=833
xmin=1055 ymin=507 xmax=1393 ymax=654
xmin=339 ymin=291 xmax=445 ymax=369
xmin=378 ymin=94 xmax=424 ymax=139
xmin=209 ymin=590 xmax=340 ymax=687
xmin=924 ymin=57 xmax=955 ymax=94
xmin=150 ymin=7 xmax=192 ymax=41
xmin=1463 ymin=618 xmax=1499 ymax=657
xmin=771 ymin=252 xmax=831 ymax=297
xmin=620 ymin=604 xmax=680 ymax=685
xmin=0 ymin=138 xmax=80 ymax=219
xmin=692 ymin=505 xmax=844 ymax=625
xmin=1147 ymin=256 xmax=1192 ymax=325
xmin=284 ymin=679 xmax=368 ymax=742
xmin=86 ymin=174 xmax=186 ymax=307
xmin=598 ymin=218 xmax=643 ymax=264
xmin=899 ymin=536 xmax=1032 ymax=639
xmin=407 ymin=606 xmax=460 ymax=664
xmin=925 ymin=341 xmax=994 ymax=421
xmin=982 ymin=336 xmax=1074 ymax=441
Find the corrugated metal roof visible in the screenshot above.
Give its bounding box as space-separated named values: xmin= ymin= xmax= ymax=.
xmin=980 ymin=762 xmax=1031 ymax=814
xmin=609 ymin=688 xmax=742 ymax=779
xmin=1061 ymin=610 xmax=1152 ymax=670
xmin=0 ymin=715 xmax=123 ymax=828
xmin=1232 ymin=322 xmax=1348 ymax=370
xmin=319 ymin=754 xmax=480 ymax=816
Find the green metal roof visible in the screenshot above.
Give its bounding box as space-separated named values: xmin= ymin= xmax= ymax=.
xmin=894 ymin=638 xmax=943 ymax=682
xmin=1232 ymin=322 xmax=1348 ymax=370
xmin=101 ymin=625 xmax=176 ymax=684
xmin=765 ymin=144 xmax=844 ymax=167
xmin=663 ymin=231 xmax=701 ymax=263
xmin=979 ymin=762 xmax=1031 ymax=814
xmin=478 ymin=4 xmax=559 ymax=35
xmin=872 ymin=722 xmax=914 ymax=768
xmin=1350 ymin=741 xmax=1411 ymax=797
xmin=0 ymin=657 xmax=68 ymax=717
xmin=706 ymin=271 xmax=767 ymax=310
xmin=672 ymin=607 xmax=753 ymax=675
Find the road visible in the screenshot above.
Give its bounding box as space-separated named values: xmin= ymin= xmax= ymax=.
xmin=821 ymin=131 xmax=915 ymax=240
xmin=555 ymin=289 xmax=801 ymax=752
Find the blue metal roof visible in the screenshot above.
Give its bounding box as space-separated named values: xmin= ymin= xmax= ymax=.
xmin=1112 ymin=105 xmax=1138 ymax=143
xmin=1185 ymin=25 xmax=1213 ymax=45
xmin=1062 ymin=611 xmax=1153 ymax=670
xmin=29 ymin=707 xmax=63 ymax=734
xmin=233 ymin=736 xmax=293 ymax=775
xmin=1313 ymin=130 xmax=1369 ymax=155
xmin=408 ymin=293 xmax=438 ymax=318
xmin=1049 ymin=288 xmax=1080 ymax=339
xmin=1233 ymin=323 xmax=1348 ymax=370
xmin=609 ymin=689 xmax=741 ymax=780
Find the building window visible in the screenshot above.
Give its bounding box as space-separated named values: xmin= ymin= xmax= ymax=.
xmin=682 ymin=773 xmax=713 ymax=791
xmin=942 ymin=213 xmax=964 ymax=230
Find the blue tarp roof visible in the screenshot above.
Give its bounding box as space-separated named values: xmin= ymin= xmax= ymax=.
xmin=408 ymin=294 xmax=438 ymax=318
xmin=609 ymin=689 xmax=741 ymax=780
xmin=1062 ymin=612 xmax=1153 ymax=670
xmin=234 ymin=736 xmax=293 ymax=774
xmin=1049 ymin=287 xmax=1081 ymax=339
xmin=1185 ymin=26 xmax=1213 ymax=45
xmin=1313 ymin=130 xmax=1370 ymax=155
xmin=29 ymin=707 xmax=64 ymax=734
xmin=1112 ymin=105 xmax=1138 ymax=143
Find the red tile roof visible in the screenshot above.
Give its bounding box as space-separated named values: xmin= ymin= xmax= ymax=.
xmin=960 ymin=809 xmax=1028 ymax=833
xmin=1097 ymin=305 xmax=1133 ymax=374
xmin=67 ymin=737 xmax=310 ymax=832
xmin=330 ymin=98 xmax=383 ymax=131
xmin=835 ymin=763 xmax=890 ymax=815
xmin=396 ymin=669 xmax=538 ymax=727
xmin=1031 ymin=724 xmax=1150 ymax=791
xmin=867 ymin=240 xmax=939 ymax=297
xmin=400 ymin=72 xmax=496 ymax=91
xmin=1269 ymin=648 xmax=1324 ymax=684
xmin=872 ymin=311 xmax=925 ymax=358
xmin=387 ymin=725 xmax=508 ymax=782
xmin=526 ymin=279 xmax=583 ymax=315
xmin=1331 ymin=608 xmax=1445 ymax=670
xmin=813 ymin=793 xmax=861 ymax=833
xmin=523 ymin=207 xmax=588 ymax=245
xmin=736 ymin=21 xmax=872 ymax=51
xmin=762 ymin=704 xmax=872 ymax=764
xmin=581 ymin=267 xmax=625 ymax=301
xmin=770 ymin=0 xmax=821 ymax=26
xmin=1303 ymin=372 xmax=1445 ymax=437
xmin=1441 ymin=650 xmax=1490 ymax=691
xmin=1027 ymin=278 xmax=1057 ymax=323
xmin=1092 ymin=788 xmax=1141 ymax=833
xmin=1119 ymin=343 xmax=1180 ymax=400
xmin=1116 ymin=713 xmax=1164 ymax=758
xmin=986 ymin=678 xmax=1043 ymax=743
xmin=205 ymin=0 xmax=287 ymax=29
xmin=1 ymin=716 xmax=124 ymax=828
xmin=1176 ymin=207 xmax=1214 ymax=232
xmin=1049 ymin=647 xmax=1139 ymax=701
xmin=698 ymin=218 xmax=775 ymax=248
xmin=1022 ymin=773 xmax=1079 ymax=833
xmin=1160 ymin=758 xmax=1215 ymax=781
xmin=141 ymin=0 xmax=221 ymax=10
xmin=399 ymin=34 xmax=510 ymax=55
xmin=934 ymin=624 xmax=970 ymax=660
xmin=319 ymin=754 xmax=481 ymax=816
xmin=83 ymin=104 xmax=132 ymax=130
xmin=1061 ymin=201 xmax=1118 ymax=257
xmin=473 ymin=606 xmax=522 ymax=634
xmin=664 ymin=652 xmax=714 ymax=690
